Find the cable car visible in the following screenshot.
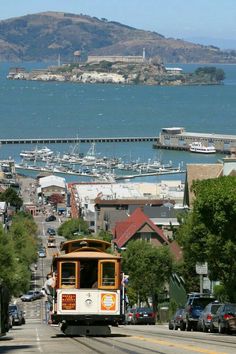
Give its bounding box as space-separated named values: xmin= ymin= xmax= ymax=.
xmin=50 ymin=238 xmax=125 ymax=336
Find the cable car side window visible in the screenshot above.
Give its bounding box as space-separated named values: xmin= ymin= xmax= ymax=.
xmin=98 ymin=260 xmax=118 ymax=289
xmin=60 ymin=261 xmax=77 ymax=288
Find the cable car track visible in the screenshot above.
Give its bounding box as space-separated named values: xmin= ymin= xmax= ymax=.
xmin=70 ymin=335 xmax=166 ymax=354
xmin=119 ymin=326 xmax=236 ymax=349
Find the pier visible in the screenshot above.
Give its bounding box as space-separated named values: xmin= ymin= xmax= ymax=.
xmin=153 ymin=127 xmax=236 ymax=154
xmin=0 ymin=136 xmax=157 ymax=145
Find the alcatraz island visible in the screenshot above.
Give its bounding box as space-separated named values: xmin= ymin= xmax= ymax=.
xmin=8 ymin=52 xmax=225 ymax=86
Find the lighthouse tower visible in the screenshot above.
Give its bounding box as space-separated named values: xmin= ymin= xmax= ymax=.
xmin=142 ymin=48 xmax=146 ymax=62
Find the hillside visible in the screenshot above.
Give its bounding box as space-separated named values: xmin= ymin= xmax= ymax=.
xmin=0 ymin=11 xmax=236 ymax=63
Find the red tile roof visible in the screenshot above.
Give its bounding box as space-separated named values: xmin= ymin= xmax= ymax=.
xmin=113 ymin=207 xmax=169 ymax=249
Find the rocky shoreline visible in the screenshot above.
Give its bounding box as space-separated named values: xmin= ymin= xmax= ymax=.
xmin=7 ymin=61 xmax=225 ymax=86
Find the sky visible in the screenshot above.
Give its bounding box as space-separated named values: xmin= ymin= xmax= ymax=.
xmin=1 ymin=0 xmax=236 ymax=49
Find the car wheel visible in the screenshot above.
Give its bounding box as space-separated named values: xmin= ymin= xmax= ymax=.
xmin=180 ymin=322 xmax=186 ymax=331
xmin=210 ymin=323 xmax=216 ymax=333
xmin=186 ymin=321 xmax=192 ymax=331
xmin=218 ymin=322 xmax=225 ymax=334
xmin=169 ymin=323 xmax=174 ymax=330
xmin=202 ymin=322 xmax=208 ymax=333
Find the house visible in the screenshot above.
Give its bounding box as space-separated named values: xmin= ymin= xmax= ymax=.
xmin=68 ymin=181 xmax=185 ymax=233
xmin=185 ymin=148 xmax=236 ymax=207
xmin=112 ymin=208 xmax=182 ymax=261
xmin=37 ymin=175 xmax=66 ymax=204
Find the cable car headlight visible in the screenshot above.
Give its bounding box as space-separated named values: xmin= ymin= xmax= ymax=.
xmin=85 ymin=298 xmax=92 ymax=306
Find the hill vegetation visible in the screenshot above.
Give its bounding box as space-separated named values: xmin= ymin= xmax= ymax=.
xmin=1 ymin=11 xmax=236 ymax=63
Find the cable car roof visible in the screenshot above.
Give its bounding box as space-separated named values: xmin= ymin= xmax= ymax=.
xmin=54 ymin=250 xmax=121 ymax=260
xmin=60 ymin=238 xmax=111 ymax=253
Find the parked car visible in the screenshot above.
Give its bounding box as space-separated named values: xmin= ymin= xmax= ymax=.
xmin=131 ymin=307 xmax=156 ymax=325
xmin=21 ymin=290 xmax=37 ymax=302
xmin=34 ymin=290 xmax=45 ymax=300
xmin=47 ymin=227 xmax=56 ymax=236
xmin=169 ymin=308 xmax=184 ymax=330
xmin=8 ymin=304 xmax=25 ymax=325
xmin=45 ymin=215 xmax=56 ymax=222
xmin=125 ymin=308 xmax=135 ymax=324
xmin=197 ymin=301 xmax=222 ymax=332
xmin=181 ymin=293 xmax=216 ymax=331
xmin=8 ymin=311 xmax=13 ymax=329
xmin=210 ymin=303 xmax=236 ymax=334
xmin=38 ymin=249 xmax=46 ymax=258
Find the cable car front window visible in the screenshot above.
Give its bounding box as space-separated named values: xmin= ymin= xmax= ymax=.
xmin=61 ymin=262 xmax=76 ymax=288
xmin=102 ymin=262 xmax=115 ymax=286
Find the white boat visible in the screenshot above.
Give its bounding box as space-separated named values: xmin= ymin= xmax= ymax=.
xmin=20 ymin=146 xmax=54 ymax=160
xmin=189 ymin=142 xmax=216 ymax=154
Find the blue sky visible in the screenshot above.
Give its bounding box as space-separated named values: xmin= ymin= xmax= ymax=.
xmin=1 ymin=0 xmax=236 ymax=48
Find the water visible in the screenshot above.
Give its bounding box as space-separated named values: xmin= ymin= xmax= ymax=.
xmin=0 ymin=62 xmax=235 ymax=182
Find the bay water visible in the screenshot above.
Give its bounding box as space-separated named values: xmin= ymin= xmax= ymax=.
xmin=0 ymin=62 xmax=235 ymax=183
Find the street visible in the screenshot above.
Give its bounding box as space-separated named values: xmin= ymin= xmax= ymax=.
xmin=2 ymin=316 xmax=236 ymax=354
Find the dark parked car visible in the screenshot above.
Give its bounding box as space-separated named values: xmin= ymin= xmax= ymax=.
xmin=197 ymin=301 xmax=222 ymax=332
xmin=210 ymin=303 xmax=236 ymax=334
xmin=45 ymin=215 xmax=56 ymax=222
xmin=169 ymin=308 xmax=184 ymax=330
xmin=131 ymin=307 xmax=156 ymax=325
xmin=8 ymin=304 xmax=25 ymax=325
xmin=47 ymin=227 xmax=56 ymax=236
xmin=181 ymin=293 xmax=216 ymax=331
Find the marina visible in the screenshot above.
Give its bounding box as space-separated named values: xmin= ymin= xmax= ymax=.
xmin=16 ymin=142 xmax=185 ymax=182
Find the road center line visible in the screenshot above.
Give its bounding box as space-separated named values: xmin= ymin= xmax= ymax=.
xmin=131 ymin=336 xmax=228 ymax=354
xmin=35 ymin=328 xmax=43 ymax=353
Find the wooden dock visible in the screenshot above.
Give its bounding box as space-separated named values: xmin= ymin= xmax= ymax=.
xmin=0 ymin=136 xmax=157 ymax=145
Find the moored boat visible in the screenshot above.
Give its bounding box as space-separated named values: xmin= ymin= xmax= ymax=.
xmin=20 ymin=146 xmax=54 ymax=160
xmin=189 ymin=142 xmax=216 ymax=154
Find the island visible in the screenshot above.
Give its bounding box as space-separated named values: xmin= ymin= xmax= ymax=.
xmin=7 ymin=56 xmax=225 ymax=86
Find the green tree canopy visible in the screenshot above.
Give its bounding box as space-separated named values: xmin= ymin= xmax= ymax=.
xmin=0 ymin=187 xmax=23 ymax=210
xmin=122 ymin=240 xmax=173 ymax=312
xmin=194 ymin=66 xmax=225 ymax=82
xmin=0 ymin=212 xmax=38 ymax=296
xmin=177 ymin=176 xmax=236 ymax=301
xmin=57 ymin=218 xmax=89 ymax=240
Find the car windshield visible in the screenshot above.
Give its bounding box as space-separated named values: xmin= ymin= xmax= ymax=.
xmin=9 ymin=305 xmax=17 ymax=312
xmin=136 ymin=307 xmax=153 ymax=313
xmin=211 ymin=304 xmax=221 ymax=314
xmin=225 ymin=304 xmax=236 ymax=314
xmin=192 ymin=298 xmax=214 ymax=308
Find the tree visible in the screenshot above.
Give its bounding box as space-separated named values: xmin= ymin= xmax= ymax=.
xmin=177 ymin=176 xmax=236 ymax=301
xmin=0 ymin=187 xmax=23 ymax=210
xmin=194 ymin=66 xmax=225 ymax=83
xmin=96 ymin=229 xmax=112 ymax=243
xmin=122 ymin=240 xmax=173 ymax=313
xmin=57 ymin=218 xmax=89 ymax=240
xmin=48 ymin=193 xmax=64 ymax=206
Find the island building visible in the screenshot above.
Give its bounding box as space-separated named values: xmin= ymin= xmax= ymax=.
xmin=87 ymin=48 xmax=146 ymax=64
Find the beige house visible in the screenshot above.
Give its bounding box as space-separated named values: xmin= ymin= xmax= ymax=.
xmin=185 ymin=149 xmax=236 ymax=207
